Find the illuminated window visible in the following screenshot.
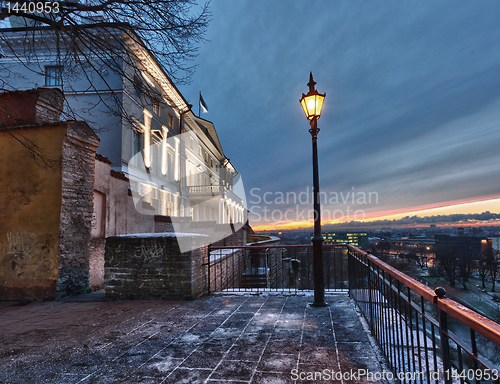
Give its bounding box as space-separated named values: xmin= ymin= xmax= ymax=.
xmin=153 ymin=98 xmax=160 ymax=116
xmin=45 ymin=66 xmax=63 ymax=86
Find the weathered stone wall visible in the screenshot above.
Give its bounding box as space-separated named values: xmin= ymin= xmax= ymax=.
xmin=0 ymin=125 xmax=64 ymax=300
xmin=57 ymin=122 xmax=99 ymax=297
xmin=0 ymin=121 xmax=98 ymax=299
xmin=212 ymin=224 xmax=247 ymax=247
xmin=105 ymin=233 xmax=209 ymax=300
xmin=89 ymin=238 xmax=105 ymax=290
xmin=154 ymin=216 xmax=192 ymax=233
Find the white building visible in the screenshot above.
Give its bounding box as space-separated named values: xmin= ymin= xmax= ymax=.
xmin=0 ymin=25 xmax=246 ymax=227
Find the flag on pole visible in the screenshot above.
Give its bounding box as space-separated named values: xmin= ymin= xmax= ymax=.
xmin=199 ymin=92 xmax=208 ymax=115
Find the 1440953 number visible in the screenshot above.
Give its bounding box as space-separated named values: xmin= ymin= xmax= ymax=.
xmin=5 ymin=2 xmax=60 ymax=14
xmin=445 ymin=369 xmax=499 ymax=382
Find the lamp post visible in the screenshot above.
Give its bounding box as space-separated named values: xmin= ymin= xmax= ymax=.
xmin=300 ymin=72 xmax=327 ymax=307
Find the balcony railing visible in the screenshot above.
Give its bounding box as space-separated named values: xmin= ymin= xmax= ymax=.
xmin=206 ymin=244 xmax=500 ymax=383
xmin=186 ymin=185 xmax=221 ymax=195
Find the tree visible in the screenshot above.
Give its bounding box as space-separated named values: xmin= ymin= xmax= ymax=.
xmin=375 ymin=239 xmax=392 ymax=262
xmin=1 ymin=1 xmax=210 ymax=85
xmin=490 ymin=255 xmax=498 ymax=292
xmin=478 ymin=245 xmax=492 ymax=289
xmin=487 ymin=246 xmax=498 ymax=292
xmin=456 ymin=245 xmax=474 ymax=290
xmin=431 ymin=246 xmax=457 ymax=286
xmin=0 ymin=0 xmax=210 ymax=163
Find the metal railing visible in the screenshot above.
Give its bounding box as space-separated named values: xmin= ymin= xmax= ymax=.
xmin=205 ymin=245 xmax=348 ymax=295
xmin=205 ymin=244 xmax=500 ymax=383
xmin=348 ymin=245 xmax=500 ymax=384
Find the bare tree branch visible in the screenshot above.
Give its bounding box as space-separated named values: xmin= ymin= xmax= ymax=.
xmin=0 ymin=0 xmax=211 ymax=164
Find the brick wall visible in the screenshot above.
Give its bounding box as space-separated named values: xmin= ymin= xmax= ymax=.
xmin=89 ymin=238 xmax=105 ymax=290
xmin=57 ymin=122 xmax=100 ymax=296
xmin=154 ymin=216 xmax=192 ymax=233
xmin=211 ymin=224 xmax=248 ymax=247
xmin=89 ymin=155 xmax=156 ymax=290
xmin=105 ymin=233 xmax=209 ymax=300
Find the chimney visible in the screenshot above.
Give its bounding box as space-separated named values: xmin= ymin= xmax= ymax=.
xmin=0 ymin=88 xmax=65 ymax=126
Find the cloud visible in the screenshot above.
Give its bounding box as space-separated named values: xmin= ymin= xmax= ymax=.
xmin=180 ymin=1 xmax=500 ymax=226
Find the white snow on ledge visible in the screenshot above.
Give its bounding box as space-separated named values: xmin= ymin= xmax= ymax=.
xmin=209 ymin=248 xmax=239 ymax=263
xmin=113 ymin=232 xmax=210 ymax=239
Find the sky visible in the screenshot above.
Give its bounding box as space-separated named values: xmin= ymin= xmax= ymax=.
xmin=180 ymin=1 xmax=500 ymax=230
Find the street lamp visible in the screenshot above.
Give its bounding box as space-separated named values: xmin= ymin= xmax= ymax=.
xmin=300 ymin=72 xmax=327 ymax=307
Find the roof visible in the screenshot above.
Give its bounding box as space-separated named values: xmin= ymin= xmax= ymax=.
xmin=192 ymin=115 xmax=224 ymax=155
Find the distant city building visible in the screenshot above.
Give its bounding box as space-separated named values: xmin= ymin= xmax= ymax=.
xmin=318 ymin=232 xmax=369 ymax=249
xmin=489 ymin=236 xmax=500 ymax=254
xmin=387 ymin=238 xmax=435 ymax=258
xmin=435 ymin=235 xmax=492 ymax=260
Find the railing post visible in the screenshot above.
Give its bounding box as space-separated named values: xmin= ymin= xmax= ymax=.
xmin=347 ymin=249 xmax=352 ymax=294
xmin=367 ymin=258 xmax=374 ymax=333
xmin=470 ymin=329 xmax=479 ymax=384
xmin=436 ymin=287 xmax=452 ymax=384
xmin=207 ymin=245 xmax=211 ymax=296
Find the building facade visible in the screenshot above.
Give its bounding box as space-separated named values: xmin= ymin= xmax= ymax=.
xmin=319 ymin=232 xmax=369 ymax=250
xmin=0 ymin=26 xmax=246 ymax=228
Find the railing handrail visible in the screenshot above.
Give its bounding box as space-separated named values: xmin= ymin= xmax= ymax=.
xmin=438 ymin=297 xmax=500 ymax=347
xmin=349 ymin=245 xmax=437 ymax=303
xmin=347 ymin=244 xmax=500 ymax=348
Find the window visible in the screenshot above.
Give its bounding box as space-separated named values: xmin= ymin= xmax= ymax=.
xmin=133 ymin=75 xmax=143 ymax=98
xmin=153 ymin=98 xmax=160 ymax=116
xmin=168 ymin=113 xmax=173 ymax=128
xmin=153 ymin=141 xmax=161 ymax=175
xmin=45 ymin=66 xmax=63 ymax=86
xmin=167 ymin=151 xmax=175 ymax=179
xmin=132 ymin=129 xmax=143 ymax=165
xmin=165 ymin=192 xmax=173 ymax=216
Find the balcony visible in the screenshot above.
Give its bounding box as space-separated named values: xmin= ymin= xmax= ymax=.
xmin=186 ymin=185 xmax=244 ymax=206
xmin=1 ymin=244 xmax=499 ymax=383
xmin=187 ymin=185 xmax=222 ymax=196
xmin=207 ymin=244 xmax=500 ymax=383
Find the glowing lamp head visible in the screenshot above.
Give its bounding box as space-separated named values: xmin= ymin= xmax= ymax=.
xmin=300 ymin=72 xmax=326 ymax=120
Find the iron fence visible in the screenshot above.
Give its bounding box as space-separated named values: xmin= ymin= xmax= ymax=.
xmin=205 ymin=244 xmax=348 ymax=294
xmin=205 ymin=244 xmax=500 ymax=383
xmin=348 ymin=245 xmax=500 ymax=384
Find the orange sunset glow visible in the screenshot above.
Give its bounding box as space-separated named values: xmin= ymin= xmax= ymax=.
xmin=252 ymin=197 xmax=500 ymax=231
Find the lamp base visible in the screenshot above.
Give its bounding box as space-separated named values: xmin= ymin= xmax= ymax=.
xmin=310 ymin=301 xmax=328 ymax=307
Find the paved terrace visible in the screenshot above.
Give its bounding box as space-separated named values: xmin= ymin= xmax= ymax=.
xmin=0 ymin=293 xmax=390 ymax=384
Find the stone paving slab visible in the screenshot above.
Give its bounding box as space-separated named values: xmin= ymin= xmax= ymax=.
xmin=0 ymin=293 xmax=391 ymax=383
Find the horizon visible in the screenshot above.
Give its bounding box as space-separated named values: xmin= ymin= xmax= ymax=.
xmin=251 ymin=197 xmax=500 ymax=232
